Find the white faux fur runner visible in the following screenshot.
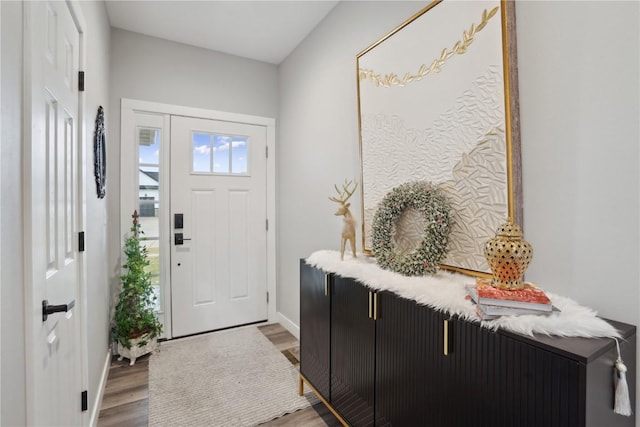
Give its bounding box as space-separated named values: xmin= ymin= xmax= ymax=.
xmin=306 ymin=250 xmax=621 ymax=338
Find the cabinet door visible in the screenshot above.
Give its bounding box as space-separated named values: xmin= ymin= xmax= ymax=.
xmin=299 ymin=260 xmax=332 ymax=400
xmin=446 ymin=319 xmax=582 ymax=427
xmin=375 ymin=292 xmax=448 ymax=426
xmin=331 ymin=276 xmax=376 ymax=426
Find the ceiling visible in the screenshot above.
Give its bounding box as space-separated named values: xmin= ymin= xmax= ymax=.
xmin=105 ymin=1 xmax=340 ymax=65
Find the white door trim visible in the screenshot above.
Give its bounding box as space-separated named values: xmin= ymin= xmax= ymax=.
xmin=22 ymin=1 xmax=88 ymax=424
xmin=120 ymin=98 xmax=277 ymax=339
xmin=67 ymin=2 xmax=89 ymax=423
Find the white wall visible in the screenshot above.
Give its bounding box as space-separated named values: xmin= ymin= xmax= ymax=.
xmin=108 ymin=28 xmax=279 ymax=330
xmin=516 ymin=0 xmax=639 ymax=325
xmin=278 ymin=0 xmax=639 ymax=413
xmin=278 ymin=1 xmax=426 ymax=330
xmin=0 ymin=1 xmax=112 ymax=423
xmin=79 ymin=0 xmax=112 ymax=420
xmin=109 ymin=29 xmax=279 ymax=119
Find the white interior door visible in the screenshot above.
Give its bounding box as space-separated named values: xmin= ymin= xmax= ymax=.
xmin=170 ymin=116 xmax=268 ymax=337
xmin=26 ymin=1 xmax=82 ymax=425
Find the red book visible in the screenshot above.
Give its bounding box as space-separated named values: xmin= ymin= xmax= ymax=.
xmin=466 ymin=278 xmax=553 ymax=312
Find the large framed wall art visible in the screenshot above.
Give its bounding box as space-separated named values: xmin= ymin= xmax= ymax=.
xmin=357 ymin=0 xmax=522 ymax=276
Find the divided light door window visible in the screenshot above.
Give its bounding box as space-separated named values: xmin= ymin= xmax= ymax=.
xmin=192 ymin=132 xmax=248 ymax=175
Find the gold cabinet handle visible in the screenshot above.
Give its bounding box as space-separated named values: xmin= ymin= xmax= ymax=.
xmin=368 ymin=291 xmax=372 ymax=318
xmin=324 ymin=274 xmax=329 ymax=296
xmin=443 ymin=319 xmax=449 ymax=356
xmin=373 ymin=292 xmax=378 ymax=320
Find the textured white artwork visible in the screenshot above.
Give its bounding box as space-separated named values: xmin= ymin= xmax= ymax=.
xmin=440 ymin=127 xmax=507 ymax=271
xmin=361 ymin=67 xmax=507 ymax=272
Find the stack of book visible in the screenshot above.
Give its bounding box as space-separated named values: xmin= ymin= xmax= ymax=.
xmin=466 ymin=278 xmax=558 ymax=320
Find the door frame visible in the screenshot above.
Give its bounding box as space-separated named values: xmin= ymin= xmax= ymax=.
xmin=22 ymin=1 xmax=88 ymax=425
xmin=0 ymin=0 xmax=3 ymax=411
xmin=120 ymin=98 xmax=277 ymax=339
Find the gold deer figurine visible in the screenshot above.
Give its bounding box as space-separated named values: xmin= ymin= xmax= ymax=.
xmin=329 ymin=180 xmax=358 ymax=260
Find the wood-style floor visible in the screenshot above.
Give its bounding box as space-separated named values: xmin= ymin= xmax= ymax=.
xmin=97 ymin=323 xmax=342 ymax=427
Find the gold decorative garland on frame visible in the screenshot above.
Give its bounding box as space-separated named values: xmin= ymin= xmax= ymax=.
xmin=359 ymin=6 xmax=499 ymax=88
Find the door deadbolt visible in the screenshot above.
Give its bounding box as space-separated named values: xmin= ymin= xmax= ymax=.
xmin=174 ymin=213 xmax=184 ymax=229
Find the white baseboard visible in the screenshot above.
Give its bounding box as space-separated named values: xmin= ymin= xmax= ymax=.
xmin=90 ymin=350 xmax=112 ymax=427
xmin=277 ymin=311 xmax=300 ymax=340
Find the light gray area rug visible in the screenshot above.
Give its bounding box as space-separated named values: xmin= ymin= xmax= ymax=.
xmin=149 ymin=326 xmax=316 ymax=426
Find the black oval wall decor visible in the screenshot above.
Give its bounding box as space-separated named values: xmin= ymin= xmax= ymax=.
xmin=94 ymin=105 xmax=106 ymax=199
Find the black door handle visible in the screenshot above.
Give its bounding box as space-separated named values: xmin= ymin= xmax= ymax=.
xmin=175 ymin=233 xmax=192 ymax=245
xmin=42 ymin=299 xmax=75 ymax=321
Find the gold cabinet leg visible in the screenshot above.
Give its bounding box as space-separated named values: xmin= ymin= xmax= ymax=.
xmin=298 ymin=374 xmax=304 ymax=396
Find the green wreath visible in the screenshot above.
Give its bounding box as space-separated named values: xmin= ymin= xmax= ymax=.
xmin=372 ymin=181 xmax=453 ymax=276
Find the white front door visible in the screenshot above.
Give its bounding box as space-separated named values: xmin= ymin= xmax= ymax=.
xmin=170 ymin=116 xmax=268 ymax=337
xmin=25 ymin=1 xmax=83 ymax=425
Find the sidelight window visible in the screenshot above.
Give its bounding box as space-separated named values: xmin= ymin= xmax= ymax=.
xmin=137 ymin=127 xmax=162 ymax=310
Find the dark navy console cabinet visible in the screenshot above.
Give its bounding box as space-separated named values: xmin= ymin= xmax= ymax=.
xmin=299 ymin=260 xmax=636 ymax=427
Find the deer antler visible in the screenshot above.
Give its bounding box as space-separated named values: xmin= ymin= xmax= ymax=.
xmin=329 ymin=180 xmax=358 ymax=204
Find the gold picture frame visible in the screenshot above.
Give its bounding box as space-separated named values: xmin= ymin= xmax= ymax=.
xmin=357 ymin=0 xmax=522 ymax=277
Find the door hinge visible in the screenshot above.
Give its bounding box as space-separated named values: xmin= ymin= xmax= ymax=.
xmin=81 ymin=390 xmax=88 ymax=411
xmin=266 ymin=219 xmax=269 ymax=231
xmin=78 ymin=231 xmax=85 ymax=252
xmin=266 ymin=292 xmax=269 ymax=303
xmin=265 ymin=146 xmax=269 ymax=158
xmin=78 ymin=71 xmax=85 ymax=92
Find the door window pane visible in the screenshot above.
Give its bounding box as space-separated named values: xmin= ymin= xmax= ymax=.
xmin=142 ymin=239 xmax=161 ymax=310
xmin=213 ymin=135 xmax=230 ymax=174
xmin=138 ymin=128 xmax=160 ymax=165
xmin=231 ymin=137 xmax=248 ymax=174
xmin=192 ymin=132 xmax=211 ymax=173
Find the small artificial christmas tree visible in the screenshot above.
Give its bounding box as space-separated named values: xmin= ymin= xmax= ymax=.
xmin=112 ymin=210 xmax=163 ymax=364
